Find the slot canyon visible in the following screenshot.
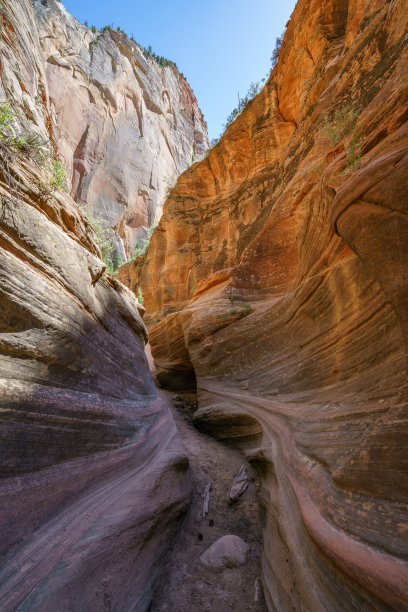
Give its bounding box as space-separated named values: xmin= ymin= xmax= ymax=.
xmin=0 ymin=0 xmax=407 ymax=610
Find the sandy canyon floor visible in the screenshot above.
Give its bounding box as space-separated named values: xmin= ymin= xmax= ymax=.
xmin=150 ymin=391 xmax=266 ymax=612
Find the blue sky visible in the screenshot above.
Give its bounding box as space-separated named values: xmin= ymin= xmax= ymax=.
xmin=63 ymin=0 xmax=297 ymax=140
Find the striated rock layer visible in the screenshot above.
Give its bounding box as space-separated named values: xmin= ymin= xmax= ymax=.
xmin=122 ymin=0 xmax=408 ymax=608
xmin=0 ymin=1 xmax=190 ymax=609
xmin=33 ymin=0 xmax=208 ymax=257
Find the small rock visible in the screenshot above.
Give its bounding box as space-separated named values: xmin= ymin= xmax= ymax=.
xmin=199 ymin=535 xmax=248 ymax=570
xmin=254 ymin=577 xmax=262 ymax=602
xmin=229 ymin=465 xmax=249 ymax=503
xmin=201 ymin=481 xmax=212 ymax=519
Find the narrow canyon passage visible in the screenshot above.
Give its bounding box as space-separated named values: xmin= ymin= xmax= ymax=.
xmin=150 ymin=391 xmax=266 ymax=612
xmin=1 ymin=0 xmax=407 ymax=609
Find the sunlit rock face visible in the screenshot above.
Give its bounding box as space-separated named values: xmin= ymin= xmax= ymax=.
xmin=122 ymin=0 xmax=408 ymax=608
xmin=0 ymin=1 xmax=190 ymax=610
xmin=33 ymin=0 xmax=208 ymax=257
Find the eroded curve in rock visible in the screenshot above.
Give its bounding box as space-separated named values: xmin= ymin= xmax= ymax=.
xmin=0 ymin=1 xmax=191 ymax=609
xmin=123 ymin=0 xmax=408 ymax=608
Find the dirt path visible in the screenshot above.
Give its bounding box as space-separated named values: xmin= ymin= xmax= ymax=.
xmin=149 ymin=391 xmax=266 ymax=612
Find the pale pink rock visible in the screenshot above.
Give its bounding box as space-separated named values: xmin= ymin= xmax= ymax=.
xmin=200 ymin=535 xmax=249 ymax=570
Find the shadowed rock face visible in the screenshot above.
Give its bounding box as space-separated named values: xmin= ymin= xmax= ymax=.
xmin=123 ymin=0 xmax=408 ymax=608
xmin=33 ymin=0 xmax=208 ymax=257
xmin=0 ymin=1 xmax=190 ymax=609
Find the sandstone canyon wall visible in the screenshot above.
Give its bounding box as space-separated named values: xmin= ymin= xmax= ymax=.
xmin=0 ymin=1 xmax=190 ymax=609
xmin=33 ymin=0 xmax=208 ymax=258
xmin=122 ymin=0 xmax=408 ymax=609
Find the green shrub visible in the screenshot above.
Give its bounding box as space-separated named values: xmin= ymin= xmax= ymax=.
xmin=76 ymin=202 xmax=121 ymax=274
xmin=87 ymin=25 xmax=177 ymax=72
xmin=240 ymin=307 xmax=251 ymax=315
xmin=271 ymin=29 xmax=286 ymax=70
xmin=345 ymin=124 xmax=363 ymax=172
xmin=223 ymin=81 xmax=262 ymax=131
xmin=136 ymin=287 xmax=144 ymax=305
xmin=164 ymin=173 xmax=177 ymax=197
xmin=204 ymin=137 xmax=220 ymax=157
xmin=323 ymin=105 xmax=358 ymax=146
xmin=0 ymin=102 xmax=24 ymax=148
xmin=128 ymin=224 xmax=155 ymax=261
xmin=217 ymin=306 xmax=251 ymax=318
xmin=0 ymin=100 xmax=66 ymax=198
xmin=50 ymin=159 xmax=66 ymax=190
xmin=141 ymin=44 xmax=170 ymax=67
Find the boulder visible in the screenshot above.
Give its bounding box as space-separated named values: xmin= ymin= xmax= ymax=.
xmin=229 ymin=465 xmax=249 ymax=503
xmin=200 ymin=535 xmax=248 ymax=570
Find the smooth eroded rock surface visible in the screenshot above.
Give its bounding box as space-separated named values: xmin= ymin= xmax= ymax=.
xmin=123 ymin=0 xmax=408 ymax=609
xmin=33 ymin=0 xmax=208 ymax=256
xmin=0 ymin=1 xmax=191 ymax=609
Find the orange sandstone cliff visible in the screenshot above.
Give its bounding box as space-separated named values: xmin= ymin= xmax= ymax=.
xmin=121 ymin=0 xmax=408 ymax=608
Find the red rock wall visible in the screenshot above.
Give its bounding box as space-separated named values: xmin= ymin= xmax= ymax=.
xmin=122 ymin=0 xmax=408 ymax=608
